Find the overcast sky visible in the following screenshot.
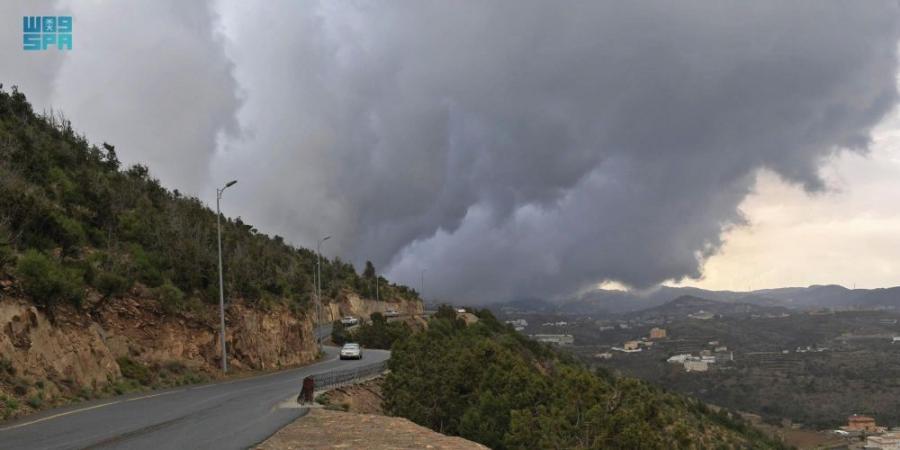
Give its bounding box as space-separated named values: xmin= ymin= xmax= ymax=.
xmin=3 ymin=1 xmax=900 ymax=303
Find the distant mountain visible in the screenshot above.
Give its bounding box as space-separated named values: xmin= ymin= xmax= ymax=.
xmin=752 ymin=285 xmax=900 ymax=309
xmin=496 ymin=284 xmax=900 ymax=317
xmin=623 ymin=295 xmax=791 ymax=321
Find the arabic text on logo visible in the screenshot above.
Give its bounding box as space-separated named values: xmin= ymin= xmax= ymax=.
xmin=23 ymin=16 xmax=72 ymax=51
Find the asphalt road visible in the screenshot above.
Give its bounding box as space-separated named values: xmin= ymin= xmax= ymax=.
xmin=0 ymin=346 xmax=390 ymax=450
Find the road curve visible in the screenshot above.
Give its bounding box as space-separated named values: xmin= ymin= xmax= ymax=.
xmin=0 ymin=346 xmax=390 ymax=450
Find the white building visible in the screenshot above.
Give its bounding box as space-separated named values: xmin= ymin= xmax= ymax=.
xmin=684 ymin=360 xmax=709 ymax=372
xmin=505 ymin=319 xmax=528 ymax=331
xmin=667 ymin=354 xmax=693 ymax=363
xmin=531 ymin=334 xmax=574 ymax=346
xmin=867 ymin=431 xmax=900 ymax=450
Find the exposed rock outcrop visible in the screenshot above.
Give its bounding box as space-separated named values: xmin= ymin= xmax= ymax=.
xmin=0 ymin=294 xmax=320 ymax=418
xmin=323 ymin=293 xmax=424 ymax=322
xmin=0 ymin=301 xmax=120 ymax=390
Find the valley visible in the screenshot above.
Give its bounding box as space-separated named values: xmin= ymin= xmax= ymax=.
xmin=498 ymin=293 xmax=900 ymax=432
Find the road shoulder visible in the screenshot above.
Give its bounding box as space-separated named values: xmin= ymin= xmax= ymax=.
xmin=254 ymin=408 xmax=487 ymax=450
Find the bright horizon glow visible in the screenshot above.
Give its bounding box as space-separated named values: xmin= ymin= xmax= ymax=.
xmin=668 ymin=90 xmax=900 ymax=292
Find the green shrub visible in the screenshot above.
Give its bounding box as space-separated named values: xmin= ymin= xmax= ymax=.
xmin=47 ymin=211 xmax=86 ymax=253
xmin=0 ymin=244 xmax=13 ymax=271
xmin=4 ymin=396 xmax=19 ymax=411
xmin=350 ymin=314 xmax=411 ymax=350
xmin=16 ymin=249 xmax=82 ymax=307
xmin=116 ymin=357 xmax=153 ymax=386
xmin=155 ymin=281 xmax=186 ymax=314
xmin=0 ymin=357 xmax=15 ymax=378
xmin=94 ymin=271 xmax=130 ymax=298
xmin=331 ymin=320 xmax=349 ymax=345
xmin=130 ymin=245 xmax=163 ymax=288
xmin=26 ymin=394 xmax=42 ymax=409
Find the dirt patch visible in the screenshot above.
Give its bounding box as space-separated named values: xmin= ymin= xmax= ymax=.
xmin=255 ymin=409 xmax=487 ymax=450
xmin=739 ymin=412 xmax=848 ymax=449
xmin=318 ymin=377 xmax=384 ymax=414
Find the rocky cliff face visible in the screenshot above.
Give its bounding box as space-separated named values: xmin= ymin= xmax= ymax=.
xmin=323 ymin=293 xmax=424 ymax=322
xmin=0 ymin=292 xmax=319 ymax=419
xmin=0 ymin=300 xmax=120 ymax=393
xmin=93 ymin=296 xmax=318 ymax=372
xmin=0 ymin=283 xmax=424 ymax=420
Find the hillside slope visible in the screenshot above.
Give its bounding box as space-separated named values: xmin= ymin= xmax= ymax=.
xmin=0 ymin=86 xmax=422 ymax=420
xmin=383 ymin=307 xmax=787 ymax=449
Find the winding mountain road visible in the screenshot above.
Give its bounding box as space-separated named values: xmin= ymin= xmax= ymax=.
xmin=0 ymin=346 xmax=390 ymax=450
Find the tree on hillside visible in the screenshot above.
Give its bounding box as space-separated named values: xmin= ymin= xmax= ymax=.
xmin=0 ymin=86 xmax=422 ymax=316
xmin=383 ymin=311 xmax=788 ymax=450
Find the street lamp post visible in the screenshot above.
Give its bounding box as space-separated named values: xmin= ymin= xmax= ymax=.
xmin=216 ymin=179 xmax=237 ymax=373
xmin=316 ymin=236 xmax=331 ymax=343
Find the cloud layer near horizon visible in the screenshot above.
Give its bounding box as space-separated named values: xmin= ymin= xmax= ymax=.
xmin=3 ymin=1 xmax=899 ymax=303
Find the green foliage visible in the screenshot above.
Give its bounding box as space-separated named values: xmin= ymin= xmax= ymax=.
xmin=0 ymin=358 xmax=15 ymax=378
xmin=116 ymin=357 xmax=152 ymax=386
xmin=26 ymin=394 xmax=43 ymax=409
xmin=94 ymin=270 xmax=130 ymax=298
xmin=363 ymin=261 xmax=376 ymax=278
xmin=349 ymin=313 xmax=411 ymax=349
xmin=4 ymin=396 xmax=19 ymax=411
xmin=0 ymin=244 xmax=13 ymax=271
xmin=383 ymin=313 xmax=787 ymax=450
xmin=46 ymin=211 xmax=86 ymax=254
xmin=15 ymin=249 xmax=83 ymax=307
xmin=155 ymin=281 xmax=189 ymax=315
xmin=0 ymin=86 xmax=421 ymax=314
xmin=331 ymin=320 xmax=350 ymax=346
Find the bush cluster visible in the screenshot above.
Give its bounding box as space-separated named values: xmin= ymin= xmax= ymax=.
xmin=0 ymin=86 xmax=420 ymax=311
xmin=383 ymin=308 xmax=788 ymax=450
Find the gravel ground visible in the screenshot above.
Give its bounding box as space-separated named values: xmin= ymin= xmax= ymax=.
xmin=255 ymin=408 xmax=488 ymax=450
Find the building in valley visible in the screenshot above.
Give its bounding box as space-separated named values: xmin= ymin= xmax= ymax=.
xmin=649 ymin=327 xmax=667 ymax=339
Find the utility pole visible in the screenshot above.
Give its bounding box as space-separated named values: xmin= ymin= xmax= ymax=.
xmin=420 ymin=269 xmax=425 ymax=300
xmin=316 ymin=236 xmax=331 ymax=343
xmin=375 ymin=273 xmax=380 ymax=302
xmin=216 ymin=179 xmax=237 ymax=373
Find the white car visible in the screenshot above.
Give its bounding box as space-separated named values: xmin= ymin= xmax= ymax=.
xmin=340 ymin=316 xmax=359 ymax=326
xmin=384 ymin=309 xmax=400 ymax=318
xmin=340 ymin=343 xmax=362 ymax=360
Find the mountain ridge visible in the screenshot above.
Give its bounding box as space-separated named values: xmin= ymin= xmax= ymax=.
xmin=496 ymin=284 xmax=900 ymax=316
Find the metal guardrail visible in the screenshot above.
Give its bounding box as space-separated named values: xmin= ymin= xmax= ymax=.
xmin=310 ymin=360 xmax=388 ymax=391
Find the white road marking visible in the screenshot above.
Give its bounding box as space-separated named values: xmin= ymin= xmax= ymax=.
xmin=124 ymin=390 xmax=182 ymax=402
xmin=0 ymin=390 xmax=186 ymax=432
xmin=0 ymin=350 xmax=363 ymax=433
xmin=0 ymin=401 xmax=121 ymax=431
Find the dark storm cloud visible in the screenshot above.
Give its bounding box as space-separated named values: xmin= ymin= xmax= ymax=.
xmin=216 ymin=1 xmax=899 ymax=302
xmin=0 ymin=0 xmax=241 ymax=194
xmin=5 ymin=1 xmax=898 ymax=303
